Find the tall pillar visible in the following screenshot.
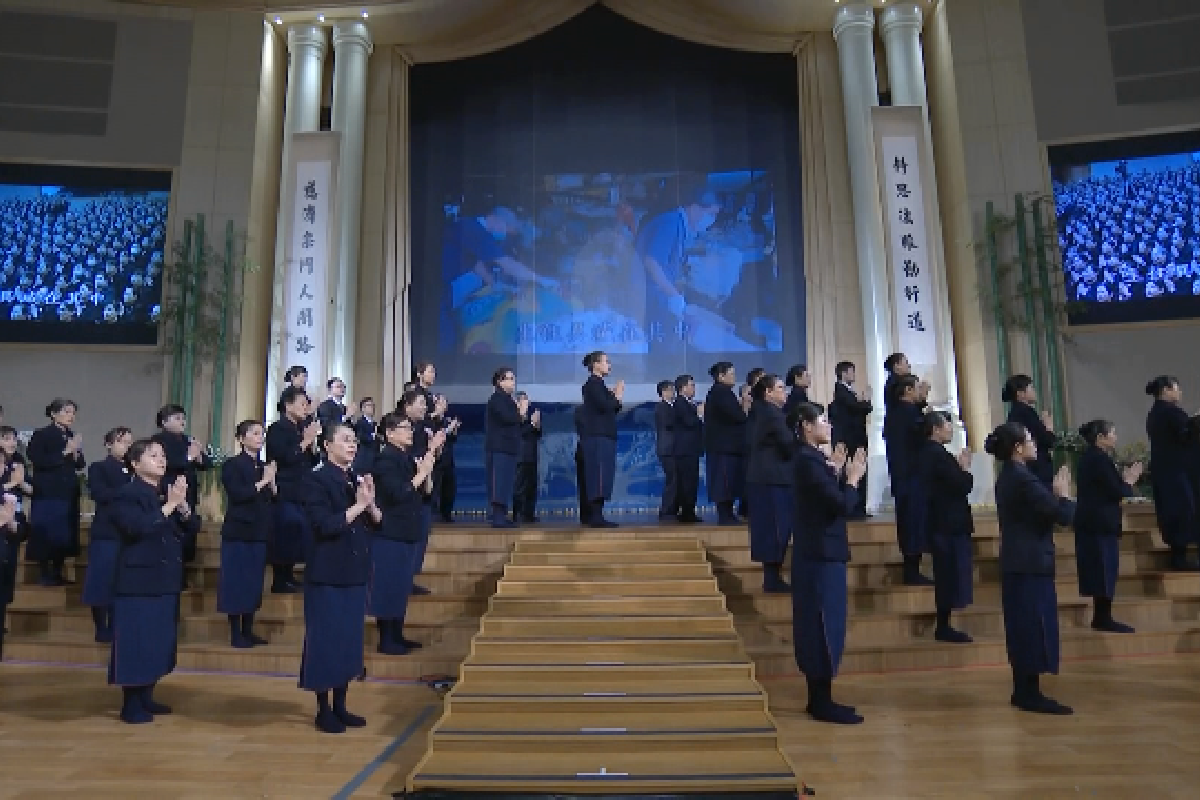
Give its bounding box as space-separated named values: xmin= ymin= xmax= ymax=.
xmin=265 ymin=24 xmax=327 ymax=418
xmin=330 ymin=21 xmax=373 ymax=396
xmin=833 ymin=3 xmax=893 ymax=511
xmin=880 ymin=2 xmax=965 ymax=448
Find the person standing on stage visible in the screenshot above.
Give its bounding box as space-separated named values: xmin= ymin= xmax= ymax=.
xmin=918 ymin=410 xmax=975 ymax=643
xmin=351 ymin=397 xmax=378 ymax=474
xmin=513 ymin=391 xmax=542 ymax=524
xmin=280 ymin=366 xmax=314 ymax=423
xmin=673 ymin=374 xmax=704 ymax=523
xmin=265 ymin=387 xmax=321 ymax=593
xmin=299 ymin=423 xmax=378 ymax=734
xmin=1074 ymin=419 xmax=1143 ymax=633
xmin=414 ymin=363 xmax=461 ymax=523
xmin=790 ymin=402 xmax=867 ymax=724
xmin=704 ymin=362 xmax=747 ymax=525
xmin=83 ymin=427 xmax=133 ymax=643
xmin=218 ymin=420 xmax=276 ymax=649
xmin=1003 ymin=374 xmax=1056 ymax=487
xmin=108 ymin=439 xmax=199 ymax=724
xmin=580 ymin=351 xmax=623 ymax=528
xmin=829 ymin=361 xmax=872 ymax=519
xmin=400 ymin=388 xmax=446 ymax=593
xmin=316 ymin=377 xmax=349 ymax=433
xmin=485 ymin=367 xmax=523 ymax=529
xmin=26 ymin=398 xmax=86 ymax=586
xmin=371 ymin=413 xmax=436 ymax=655
xmin=783 ymin=364 xmax=811 ymax=419
xmin=1145 ymin=376 xmax=1200 ymax=571
xmin=0 ymin=493 xmax=20 ymax=662
xmin=573 ymin=405 xmax=591 ymax=525
xmin=884 ymin=374 xmax=933 ymax=585
xmin=883 ymin=352 xmax=910 ymax=414
xmin=152 ymin=405 xmax=213 ymax=581
xmin=746 ymin=375 xmax=794 ymax=593
xmin=987 ymin=421 xmax=1075 ymax=715
xmin=654 ymin=380 xmax=678 ymax=521
xmin=740 ymin=368 xmax=766 ymax=518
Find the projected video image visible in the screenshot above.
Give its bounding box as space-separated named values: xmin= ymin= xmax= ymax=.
xmin=1051 ymin=142 xmax=1200 ymax=323
xmin=440 ymin=171 xmax=784 ymax=356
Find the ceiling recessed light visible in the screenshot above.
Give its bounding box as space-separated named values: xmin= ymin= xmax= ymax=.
xmin=274 ymin=16 xmax=281 ymax=24
xmin=362 ymin=11 xmax=369 ymax=19
xmin=318 ymin=14 xmax=325 ymax=22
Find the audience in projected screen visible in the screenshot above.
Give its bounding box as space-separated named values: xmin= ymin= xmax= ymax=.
xmin=0 ymin=192 xmax=167 ymax=325
xmin=1055 ymin=159 xmax=1200 ymax=304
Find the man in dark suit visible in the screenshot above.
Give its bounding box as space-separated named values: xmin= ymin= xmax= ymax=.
xmin=673 ymin=374 xmax=704 ymax=523
xmin=654 ymin=380 xmax=678 ymax=520
xmin=828 ymin=360 xmax=873 ymax=519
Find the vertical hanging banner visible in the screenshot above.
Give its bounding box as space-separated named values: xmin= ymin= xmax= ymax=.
xmin=878 ymin=133 xmax=938 ymax=366
xmin=285 ymin=159 xmax=332 ymax=388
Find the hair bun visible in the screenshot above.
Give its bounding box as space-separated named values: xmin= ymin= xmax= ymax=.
xmin=1144 ymin=380 xmax=1158 ymax=396
xmin=983 ymin=432 xmax=1000 ymax=456
xmin=1000 ymin=387 xmax=1013 ymax=403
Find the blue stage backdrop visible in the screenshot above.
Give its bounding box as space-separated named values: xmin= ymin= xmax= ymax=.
xmin=443 ymin=401 xmax=713 ymax=518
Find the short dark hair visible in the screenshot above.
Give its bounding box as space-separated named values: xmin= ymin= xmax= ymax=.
xmin=884 ymin=353 xmax=906 ymax=373
xmin=785 ymin=364 xmax=808 ymax=386
xmin=708 ymin=361 xmax=734 ymax=381
xmin=45 ymin=397 xmax=78 ymax=418
xmin=156 ymin=404 xmax=186 ymax=428
xmin=380 ymin=412 xmax=411 ymax=435
xmin=745 ymin=367 xmax=766 ymax=387
xmin=751 ymin=374 xmax=781 ymax=401
xmin=835 ymin=361 xmax=855 ymax=381
xmin=125 ymin=437 xmax=160 ymax=471
xmin=104 ymin=426 xmax=133 ymax=446
xmin=278 ymin=386 xmax=309 ymax=415
xmin=285 ymin=365 xmax=308 ymax=382
xmin=492 ymin=367 xmax=514 ymax=386
xmin=582 ymin=351 xmax=607 ymax=370
xmin=401 ymin=388 xmax=426 ymax=413
xmin=786 ymin=401 xmax=825 ymax=432
xmin=235 ymin=419 xmax=262 ymax=439
xmin=412 ymin=361 xmax=435 ymax=381
xmin=921 ymin=410 xmax=953 ymax=438
xmin=674 ymin=374 xmax=694 ymax=392
xmin=1001 ymin=374 xmax=1033 ymax=403
xmin=656 ymin=380 xmax=672 ymax=397
xmin=326 ymin=377 xmax=344 ymax=389
xmin=1078 ymin=418 xmax=1115 ymax=446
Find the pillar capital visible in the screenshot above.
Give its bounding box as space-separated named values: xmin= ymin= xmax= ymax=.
xmin=286 ymin=23 xmax=327 ymax=57
xmin=833 ymin=3 xmax=875 ymax=41
xmin=333 ymin=20 xmax=373 ymax=57
xmin=879 ymin=3 xmax=925 ymax=38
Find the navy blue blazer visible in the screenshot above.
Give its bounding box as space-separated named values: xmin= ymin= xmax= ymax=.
xmin=783 ymin=387 xmax=809 ymax=419
xmin=918 ymin=440 xmax=974 ymax=538
xmin=673 ymin=399 xmax=704 ymax=458
xmin=703 ymin=384 xmax=746 ymax=456
xmin=996 ymin=461 xmax=1075 ymax=576
xmin=580 ymin=375 xmax=621 ymax=439
xmin=747 ymin=403 xmax=795 ymax=486
xmin=353 ymin=416 xmax=377 ymax=449
xmin=1007 ymin=401 xmax=1055 ymax=484
xmin=304 ymin=462 xmax=372 ymax=586
xmin=519 ymin=418 xmax=542 ymax=464
xmin=829 ymin=383 xmax=871 ymax=449
xmin=317 ymin=398 xmax=348 ymax=432
xmin=111 ymin=479 xmax=196 ymax=596
xmin=372 ymin=445 xmax=425 ymax=542
xmin=26 ymin=424 xmax=85 ymax=499
xmin=1074 ymin=445 xmax=1133 ymax=539
xmin=87 ymin=456 xmax=132 ymax=542
xmin=266 ymin=417 xmax=317 ymax=504
xmin=153 ymin=430 xmax=213 ymax=509
xmin=1146 ymin=399 xmax=1194 ymax=482
xmin=883 ymin=400 xmax=925 ymax=479
xmin=220 ymin=452 xmax=274 ymax=543
xmin=485 ymin=389 xmax=522 ymax=455
xmin=792 ymin=443 xmax=858 ymax=563
xmin=654 ymin=401 xmax=675 ymax=458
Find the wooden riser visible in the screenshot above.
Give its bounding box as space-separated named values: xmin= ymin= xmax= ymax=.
xmin=510 ymin=550 xmax=707 ymax=565
xmin=503 ymin=563 xmax=714 ymax=580
xmin=456 ymin=662 xmax=757 ymax=684
xmin=449 ymin=679 xmax=765 ymax=697
xmin=496 ymin=579 xmax=719 ymax=597
xmin=488 ymin=595 xmax=729 ymax=616
xmin=480 ymin=616 xmax=736 ymax=638
xmin=467 ymin=638 xmax=745 ymax=664
xmin=514 ymin=539 xmax=704 ymax=553
xmin=440 ymin=696 xmax=769 ymax=717
xmin=425 ymin=730 xmax=782 ymax=753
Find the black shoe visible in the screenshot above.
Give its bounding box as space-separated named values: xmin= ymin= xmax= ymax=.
xmin=808 ymin=700 xmax=864 ymax=724
xmin=520 ymin=516 xmax=540 ymax=523
xmin=95 ymin=628 xmax=113 ymax=644
xmin=377 ymin=640 xmax=410 ymax=656
xmin=315 ymin=708 xmax=346 ymax=733
xmin=763 ymin=575 xmax=791 ymax=594
xmin=439 ymin=515 xmax=454 ymax=524
xmin=934 ymin=626 xmax=973 ymax=644
xmin=658 ymin=513 xmax=677 ymax=521
xmin=491 ymin=518 xmax=516 ymax=529
xmin=400 ymin=637 xmax=424 ymax=650
xmin=1091 ymin=619 xmax=1135 ymax=634
xmin=247 ymin=633 xmax=269 ymax=646
xmin=677 ymin=514 xmax=702 ymax=524
xmin=271 ymin=582 xmax=300 ymax=594
xmin=334 ymin=706 xmax=367 ymax=728
xmin=590 ymin=519 xmax=619 ymax=528
xmin=231 ymin=634 xmax=254 ymax=649
xmin=411 ymin=585 xmax=431 ymax=596
xmin=1013 ymin=693 xmax=1073 ymax=715
xmin=142 ymin=696 xmax=173 ymax=715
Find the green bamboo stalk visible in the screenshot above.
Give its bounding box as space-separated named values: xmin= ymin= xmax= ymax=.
xmin=1013 ymin=194 xmax=1043 ymax=395
xmin=210 ymin=220 xmax=234 ymax=449
xmin=171 ymin=219 xmax=194 ymax=404
xmin=181 ymin=215 xmax=204 ymax=431
xmin=1032 ymin=197 xmax=1067 ymax=433
xmin=985 ymin=201 xmax=1011 ymax=400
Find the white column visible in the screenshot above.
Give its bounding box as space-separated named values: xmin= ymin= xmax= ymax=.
xmin=265 ymin=24 xmax=327 ymax=419
xmin=330 ymin=21 xmax=373 ymax=396
xmin=834 ymin=3 xmax=893 ymax=512
xmin=880 ymin=2 xmax=965 ymax=448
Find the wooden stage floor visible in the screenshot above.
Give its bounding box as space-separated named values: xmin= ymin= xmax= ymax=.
xmin=1 ymin=656 xmax=1198 ymax=798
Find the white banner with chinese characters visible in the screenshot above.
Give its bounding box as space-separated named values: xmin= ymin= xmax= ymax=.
xmin=879 ymin=134 xmax=938 ymax=366
xmin=285 ymin=159 xmax=333 ymax=390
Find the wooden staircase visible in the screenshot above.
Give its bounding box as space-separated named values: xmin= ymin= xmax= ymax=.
xmin=402 ymin=537 xmax=801 ymax=797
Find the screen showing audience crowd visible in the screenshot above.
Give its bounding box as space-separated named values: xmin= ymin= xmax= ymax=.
xmin=0 ymin=163 xmax=171 ymax=345
xmin=1051 ymin=131 xmax=1200 ymax=325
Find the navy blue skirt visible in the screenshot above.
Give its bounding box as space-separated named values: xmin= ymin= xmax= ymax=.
xmin=1 ymin=537 xmax=18 ymax=605
xmin=930 ymin=534 xmax=973 ymax=610
xmin=892 ymin=478 xmax=928 ymax=556
xmin=299 ymin=583 xmax=367 ymax=692
xmin=271 ymin=501 xmax=311 ymax=566
xmin=414 ymin=504 xmax=432 ymax=576
xmin=1001 ymin=572 xmax=1060 ymax=675
xmin=705 ymin=453 xmax=744 ymax=505
xmin=486 ymin=451 xmax=517 ymax=507
xmin=1075 ymin=532 xmax=1119 ymax=599
xmin=217 ymin=540 xmax=267 ymax=615
xmin=30 ymin=496 xmax=76 ymax=559
xmin=791 ymin=559 xmax=848 ymax=679
xmin=746 ymin=484 xmax=792 ymax=564
xmin=108 ymin=594 xmax=179 ymax=687
xmin=81 ymin=539 xmax=120 ymax=608
xmin=368 ymin=537 xmax=417 ymax=620
xmin=582 ymin=436 xmax=617 ymax=502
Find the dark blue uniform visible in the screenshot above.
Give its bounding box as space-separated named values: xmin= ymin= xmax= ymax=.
xmin=580 ymin=375 xmax=621 ymax=521
xmin=673 ymin=399 xmax=704 ymax=521
xmin=654 ymin=400 xmax=677 ymax=519
xmin=883 ymin=400 xmax=928 ymax=559
xmin=1146 ymin=399 xmax=1198 ymax=554
xmin=830 ymin=382 xmax=871 ymax=517
xmin=152 ymin=430 xmax=213 ymax=566
xmin=26 ymin=423 xmax=85 ymax=578
xmin=513 ymin=417 xmax=541 ymax=522
xmin=370 ymin=444 xmax=424 ymax=653
xmin=408 ymin=419 xmax=435 ymax=579
xmin=82 ymin=456 xmax=131 ymax=639
xmin=783 ymin=387 xmax=810 ymax=420
xmin=485 ymin=388 xmax=521 ymax=524
xmin=1073 ymin=445 xmax=1134 ymax=599
xmin=352 ymin=416 xmax=377 ymax=474
xmin=703 ymin=383 xmax=746 ymax=519
xmin=918 ymin=440 xmax=975 ymax=612
xmin=316 ymin=398 xmax=348 ymax=433
xmin=573 ymin=406 xmax=590 ymax=524
xmin=218 ymin=453 xmax=273 ymax=624
xmin=265 ymin=417 xmax=316 ymax=581
xmin=1006 ymin=401 xmax=1055 ymax=486
xmin=0 ymin=456 xmax=30 ymax=659
xmin=996 ymin=461 xmax=1075 ymax=677
xmin=300 ymin=462 xmax=371 ymax=693
xmin=745 ymin=403 xmax=794 ymax=567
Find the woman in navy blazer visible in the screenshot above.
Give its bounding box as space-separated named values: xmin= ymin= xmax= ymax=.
xmin=108 ymin=438 xmax=199 ymax=724
xmin=370 ymin=413 xmax=436 ymax=655
xmin=300 ymin=423 xmax=379 ymax=734
xmin=1074 ymin=419 xmax=1143 ymax=633
xmin=83 ymin=427 xmax=133 ymax=642
xmin=884 ymin=374 xmax=932 ymax=585
xmin=400 ymin=388 xmax=445 ymax=591
xmin=745 ymin=375 xmax=794 ymax=593
xmin=987 ymin=421 xmax=1075 ymax=715
xmin=152 ymin=404 xmax=213 ymax=575
xmin=265 ymin=387 xmax=321 ymax=593
xmin=219 ymin=421 xmax=277 ymax=648
xmin=917 ymin=411 xmax=975 ymax=643
xmin=26 ymin=397 xmax=86 ymax=586
xmin=580 ymin=351 xmax=623 ymax=528
xmin=1003 ymin=374 xmax=1056 ymax=486
xmin=1145 ymin=376 xmax=1200 ymax=571
xmin=704 ymin=362 xmax=747 ymax=525
xmin=790 ymin=401 xmax=867 ymax=725
xmin=0 ymin=427 xmax=31 ymax=639
xmin=485 ymin=367 xmax=523 ymax=529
